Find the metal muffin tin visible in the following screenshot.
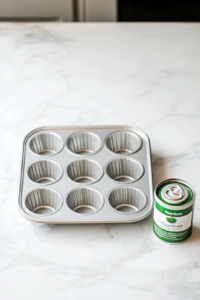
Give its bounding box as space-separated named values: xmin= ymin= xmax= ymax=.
xmin=18 ymin=125 xmax=153 ymax=223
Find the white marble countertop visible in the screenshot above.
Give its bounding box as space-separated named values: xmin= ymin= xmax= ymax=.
xmin=0 ymin=23 xmax=200 ymax=300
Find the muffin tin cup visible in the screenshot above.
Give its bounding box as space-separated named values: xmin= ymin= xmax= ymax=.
xmin=19 ymin=125 xmax=153 ymax=223
xmin=105 ymin=130 xmax=142 ymax=155
xmin=66 ymin=159 xmax=103 ymax=184
xmin=27 ymin=160 xmax=63 ymax=185
xmin=106 ymin=157 xmax=144 ymax=183
xmin=25 ymin=188 xmax=63 ymax=216
xmin=66 ymin=132 xmax=102 ymax=156
xmin=107 ymin=186 xmax=147 ymax=214
xmin=30 ymin=132 xmax=64 ymax=156
xmin=66 ymin=187 xmax=104 ymax=215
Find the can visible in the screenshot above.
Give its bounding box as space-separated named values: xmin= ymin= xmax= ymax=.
xmin=153 ymin=178 xmax=195 ymax=244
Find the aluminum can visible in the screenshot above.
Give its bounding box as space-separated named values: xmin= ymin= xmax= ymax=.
xmin=153 ymin=178 xmax=195 ymax=244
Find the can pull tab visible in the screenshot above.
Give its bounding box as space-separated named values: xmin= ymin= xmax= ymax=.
xmin=161 ymin=183 xmax=188 ymax=204
xmin=166 ymin=185 xmax=184 ymax=200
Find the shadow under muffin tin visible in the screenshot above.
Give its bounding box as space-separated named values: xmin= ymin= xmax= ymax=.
xmin=18 ymin=126 xmax=153 ymax=223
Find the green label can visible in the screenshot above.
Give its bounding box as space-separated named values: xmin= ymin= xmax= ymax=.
xmin=153 ymin=178 xmax=195 ymax=244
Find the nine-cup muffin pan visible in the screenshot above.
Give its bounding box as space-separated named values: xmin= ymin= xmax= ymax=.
xmin=18 ymin=125 xmax=153 ymax=223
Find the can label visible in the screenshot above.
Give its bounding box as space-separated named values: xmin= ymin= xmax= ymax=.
xmin=153 ymin=200 xmax=193 ymax=243
xmin=153 ymin=180 xmax=195 ymax=244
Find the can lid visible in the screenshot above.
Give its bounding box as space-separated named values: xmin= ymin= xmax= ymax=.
xmin=161 ymin=183 xmax=189 ymax=204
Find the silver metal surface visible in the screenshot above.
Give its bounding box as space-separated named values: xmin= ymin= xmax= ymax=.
xmin=66 ymin=131 xmax=102 ymax=155
xmin=105 ymin=130 xmax=142 ymax=155
xmin=66 ymin=187 xmax=104 ymax=215
xmin=30 ymin=132 xmax=63 ymax=156
xmin=161 ymin=183 xmax=188 ymax=204
xmin=67 ymin=159 xmax=103 ymax=184
xmin=108 ymin=186 xmax=147 ymax=214
xmin=106 ymin=157 xmax=144 ymax=183
xmin=27 ymin=160 xmax=63 ymax=185
xmin=18 ymin=125 xmax=153 ymax=223
xmin=25 ymin=188 xmax=63 ymax=216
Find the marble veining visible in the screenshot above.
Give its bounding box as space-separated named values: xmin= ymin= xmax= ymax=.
xmin=0 ymin=23 xmax=200 ymax=300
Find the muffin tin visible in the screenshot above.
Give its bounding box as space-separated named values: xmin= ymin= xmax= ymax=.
xmin=18 ymin=125 xmax=153 ymax=223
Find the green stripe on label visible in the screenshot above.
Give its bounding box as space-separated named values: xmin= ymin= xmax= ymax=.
xmin=153 ymin=221 xmax=192 ymax=243
xmin=155 ymin=200 xmax=193 ymax=216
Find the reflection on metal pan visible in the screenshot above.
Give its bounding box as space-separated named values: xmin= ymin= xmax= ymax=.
xmin=18 ymin=125 xmax=153 ymax=223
